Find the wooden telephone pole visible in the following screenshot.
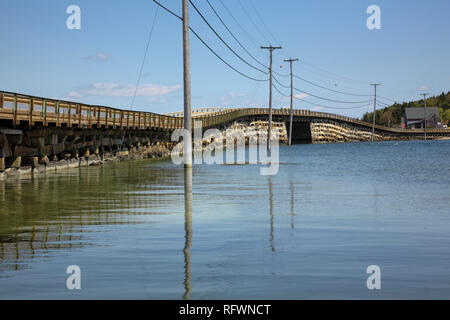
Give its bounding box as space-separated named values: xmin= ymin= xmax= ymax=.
xmin=421 ymin=93 xmax=429 ymax=140
xmin=284 ymin=57 xmax=299 ymax=146
xmin=261 ymin=45 xmax=282 ymax=150
xmin=370 ymin=83 xmax=380 ymax=142
xmin=182 ymin=0 xmax=192 ymax=167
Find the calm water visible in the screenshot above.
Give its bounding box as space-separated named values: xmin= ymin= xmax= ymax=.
xmin=1 ymin=140 xmax=450 ymax=299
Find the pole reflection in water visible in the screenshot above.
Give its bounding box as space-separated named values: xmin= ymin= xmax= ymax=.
xmin=269 ymin=177 xmax=275 ymax=252
xmin=183 ymin=167 xmax=193 ymax=300
xmin=290 ymin=181 xmax=294 ymax=231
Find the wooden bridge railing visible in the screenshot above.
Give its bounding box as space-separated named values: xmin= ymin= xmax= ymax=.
xmin=1 ymin=90 xmax=448 ymax=134
xmin=194 ymin=107 xmax=450 ymax=134
xmin=0 ymin=91 xmax=184 ymax=130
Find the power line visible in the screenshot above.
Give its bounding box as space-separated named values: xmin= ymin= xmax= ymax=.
xmin=217 ymin=0 xmax=261 ymax=48
xmin=190 ymin=28 xmax=269 ymax=81
xmin=293 ymin=74 xmax=373 ymax=97
xmin=273 ymin=70 xmax=373 ymax=97
xmin=377 ymin=95 xmax=398 ymax=103
xmin=152 ymin=0 xmax=268 ymax=82
xmin=189 ymin=0 xmax=268 ymax=74
xmin=153 ymin=0 xmax=181 ymax=19
xmin=130 ymin=5 xmax=159 ymax=109
xmin=291 ymin=61 xmax=379 ymax=93
xmin=248 ymin=0 xmax=280 ymax=45
xmin=273 ymin=76 xmax=373 ymax=104
xmin=273 ymin=71 xmax=290 ymax=77
xmin=153 ymin=0 xmax=399 ymax=109
xmin=237 ymin=0 xmax=270 ymax=43
xmin=205 ymin=0 xmax=268 ymax=70
xmin=211 ymin=0 xmax=399 ymax=104
xmin=273 ymin=83 xmax=370 ymax=110
xmin=376 ymin=100 xmax=391 ymax=107
xmin=300 ymin=60 xmax=369 ymax=85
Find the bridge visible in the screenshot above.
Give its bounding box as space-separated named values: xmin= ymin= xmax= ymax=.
xmin=1 ymin=90 xmax=449 ymax=175
xmin=165 ymin=106 xmax=450 ymax=143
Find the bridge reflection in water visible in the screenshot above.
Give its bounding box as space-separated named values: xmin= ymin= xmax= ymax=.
xmin=0 ymin=150 xmax=312 ymax=298
xmin=0 ymin=162 xmax=185 ymax=275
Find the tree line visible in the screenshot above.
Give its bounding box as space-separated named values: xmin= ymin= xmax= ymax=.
xmin=361 ymin=91 xmax=450 ymax=127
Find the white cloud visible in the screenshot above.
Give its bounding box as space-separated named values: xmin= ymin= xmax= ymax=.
xmin=83 ymin=53 xmax=111 ymax=61
xmin=419 ymin=85 xmax=430 ymax=92
xmin=220 ymin=92 xmax=248 ymax=105
xmin=68 ymin=82 xmax=181 ymax=99
xmin=294 ymin=93 xmax=309 ymax=100
xmin=280 ymin=93 xmax=309 ymax=103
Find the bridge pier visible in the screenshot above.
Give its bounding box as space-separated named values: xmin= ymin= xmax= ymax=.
xmin=0 ymin=125 xmax=174 ymax=179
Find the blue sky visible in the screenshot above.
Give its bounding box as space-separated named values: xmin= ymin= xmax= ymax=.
xmin=0 ymin=0 xmax=449 ymax=118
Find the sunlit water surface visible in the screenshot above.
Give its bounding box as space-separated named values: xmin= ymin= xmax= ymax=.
xmin=1 ymin=140 xmax=450 ymax=299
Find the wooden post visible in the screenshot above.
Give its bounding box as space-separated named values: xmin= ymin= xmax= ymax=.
xmin=97 ymin=106 xmax=101 ymax=128
xmin=43 ymin=99 xmax=47 ymax=126
xmin=88 ymin=106 xmax=92 ymax=128
xmin=29 ymin=97 xmax=34 ymax=126
xmin=78 ymin=104 xmax=82 ymax=128
xmin=13 ymin=94 xmax=18 ymax=125
xmin=68 ymin=103 xmax=71 ymax=127
xmin=56 ymin=100 xmax=60 ymax=127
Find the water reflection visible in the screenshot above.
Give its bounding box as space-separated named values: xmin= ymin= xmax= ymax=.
xmin=183 ymin=167 xmax=193 ymax=300
xmin=269 ymin=177 xmax=275 ymax=252
xmin=290 ymin=181 xmax=294 ymax=231
xmin=0 ymin=161 xmax=182 ymax=275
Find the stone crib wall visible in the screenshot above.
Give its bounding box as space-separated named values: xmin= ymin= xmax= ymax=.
xmin=0 ymin=127 xmax=174 ymax=180
xmin=193 ymin=120 xmax=288 ymax=152
xmin=310 ymin=120 xmax=395 ymax=143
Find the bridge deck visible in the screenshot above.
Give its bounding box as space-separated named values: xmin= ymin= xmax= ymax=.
xmin=0 ymin=91 xmax=183 ymax=130
xmin=1 ymin=91 xmax=448 ymax=135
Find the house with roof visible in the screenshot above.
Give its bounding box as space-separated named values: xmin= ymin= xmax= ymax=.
xmin=402 ymin=107 xmax=441 ymax=129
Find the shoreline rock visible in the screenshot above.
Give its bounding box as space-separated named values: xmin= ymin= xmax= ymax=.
xmin=0 ymin=144 xmax=172 ymax=181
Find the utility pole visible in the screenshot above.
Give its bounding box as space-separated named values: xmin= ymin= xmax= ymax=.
xmin=284 ymin=57 xmax=299 ymax=146
xmin=261 ymin=45 xmax=282 ymax=150
xmin=370 ymin=83 xmax=380 ymax=142
xmin=182 ymin=0 xmax=192 ymax=167
xmin=421 ymin=93 xmax=429 ymax=140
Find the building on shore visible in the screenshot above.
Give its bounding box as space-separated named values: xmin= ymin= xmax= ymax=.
xmin=402 ymin=107 xmax=442 ymax=129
